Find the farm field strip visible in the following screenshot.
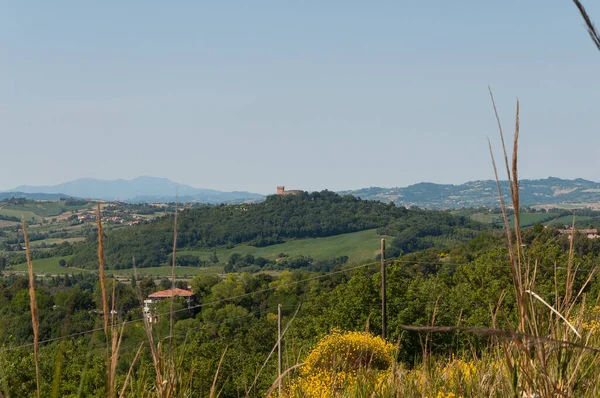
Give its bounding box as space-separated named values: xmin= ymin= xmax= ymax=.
xmin=178 ymin=229 xmax=384 ymax=264
xmin=9 ymin=229 xmax=385 ymax=276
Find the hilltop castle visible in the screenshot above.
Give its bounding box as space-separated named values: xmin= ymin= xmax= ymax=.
xmin=277 ymin=186 xmax=303 ymax=196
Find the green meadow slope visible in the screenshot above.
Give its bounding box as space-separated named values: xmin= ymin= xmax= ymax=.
xmin=10 ymin=229 xmax=384 ymax=276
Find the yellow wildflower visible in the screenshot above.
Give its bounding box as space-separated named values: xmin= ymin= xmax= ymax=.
xmin=290 ymin=330 xmax=394 ymax=397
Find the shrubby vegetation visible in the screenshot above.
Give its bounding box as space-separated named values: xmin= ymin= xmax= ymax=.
xmin=2 ymin=224 xmax=600 ymax=396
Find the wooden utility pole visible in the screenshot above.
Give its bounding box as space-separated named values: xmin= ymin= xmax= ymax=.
xmin=381 ymin=238 xmax=387 ymax=339
xmin=278 ymin=303 xmax=282 ymax=395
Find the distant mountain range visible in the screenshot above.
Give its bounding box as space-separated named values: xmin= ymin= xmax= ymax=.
xmin=4 ymin=177 xmax=264 ymax=204
xmin=4 ymin=176 xmax=600 ymax=208
xmin=339 ymin=177 xmax=600 ymax=209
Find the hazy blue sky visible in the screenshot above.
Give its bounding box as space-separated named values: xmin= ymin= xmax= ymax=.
xmin=2 ymin=1 xmax=599 ymax=194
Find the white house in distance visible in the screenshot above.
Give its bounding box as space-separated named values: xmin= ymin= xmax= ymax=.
xmin=557 ymin=228 xmax=600 ymax=239
xmin=143 ymin=288 xmax=195 ymax=323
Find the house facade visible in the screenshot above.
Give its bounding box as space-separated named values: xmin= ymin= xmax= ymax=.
xmin=143 ymin=288 xmax=195 ymax=323
xmin=557 ymin=228 xmax=600 ymax=239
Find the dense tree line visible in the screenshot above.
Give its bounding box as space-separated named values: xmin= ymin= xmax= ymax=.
xmin=62 ymin=199 xmax=90 ymax=206
xmin=378 ymin=208 xmax=485 ymax=257
xmin=68 ymin=191 xmax=487 ymax=269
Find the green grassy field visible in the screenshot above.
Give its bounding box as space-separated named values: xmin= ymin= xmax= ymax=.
xmin=0 ymin=207 xmax=41 ymax=222
xmin=469 ymin=212 xmax=504 ymax=224
xmin=508 ymin=212 xmax=559 ymax=227
xmin=8 ymin=202 xmax=94 ymax=218
xmin=465 ymin=211 xmax=559 ymax=227
xmin=178 ymin=229 xmax=384 ymax=264
xmin=11 ymin=256 xmax=75 ymax=274
xmin=545 ymin=215 xmax=593 ymax=226
xmin=463 ymin=209 xmax=598 ymax=228
xmin=0 ymin=201 xmax=95 ymax=224
xmin=10 ymin=256 xmax=223 ymax=277
xmin=463 ymin=210 xmax=586 ymax=228
xmin=10 ymin=229 xmax=384 ymax=276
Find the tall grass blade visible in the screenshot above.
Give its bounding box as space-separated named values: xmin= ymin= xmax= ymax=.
xmin=210 ymin=347 xmax=227 ymax=398
xmin=247 ymin=304 xmax=301 ymax=396
xmin=133 ymin=257 xmax=165 ymax=396
xmin=22 ymin=219 xmax=41 ymax=398
xmin=118 ymin=343 xmax=144 ymax=398
xmin=96 ymin=203 xmax=111 ymax=396
xmin=572 ymin=0 xmax=600 ymax=51
xmin=525 ymin=290 xmax=581 ymax=339
xmin=264 ymin=363 xmax=305 ymax=398
xmin=170 ymin=194 xmax=179 ymax=348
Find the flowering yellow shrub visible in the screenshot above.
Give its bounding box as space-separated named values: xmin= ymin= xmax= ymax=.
xmin=435 ymin=392 xmax=460 ymax=398
xmin=290 ymin=330 xmax=394 ymax=397
xmin=441 ymin=357 xmax=477 ymax=381
xmin=578 ymin=305 xmax=600 ymax=336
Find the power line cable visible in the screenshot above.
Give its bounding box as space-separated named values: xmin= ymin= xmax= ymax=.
xmin=21 ymin=304 xmax=301 ymax=368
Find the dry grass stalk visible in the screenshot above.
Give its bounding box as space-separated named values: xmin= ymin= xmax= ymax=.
xmin=248 ymin=304 xmax=301 ymax=396
xmin=265 ymin=363 xmax=305 ymax=398
xmin=487 ymin=89 xmax=526 ymax=334
xmin=170 ymin=197 xmax=179 ymax=348
xmin=132 ymin=258 xmax=165 ymax=396
xmin=525 ymin=290 xmax=581 ymax=338
xmin=487 ymin=95 xmax=600 ymax=396
xmin=118 ymin=343 xmax=144 ymax=398
xmin=572 ymin=0 xmax=600 ymax=51
xmin=209 ymin=347 xmax=227 ymax=398
xmin=488 ymin=96 xmax=540 ymax=395
xmin=22 ymin=219 xmax=41 ymax=398
xmin=108 ymin=278 xmax=127 ymax=397
xmin=157 ymin=342 xmax=194 ymax=398
xmin=132 ymin=258 xmax=195 ymax=398
xmin=96 ymin=203 xmax=113 ymax=396
xmin=396 ymin=94 xmax=600 ymax=397
xmin=97 ymin=213 xmax=129 ymax=397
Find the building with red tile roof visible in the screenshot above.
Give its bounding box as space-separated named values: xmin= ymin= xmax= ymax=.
xmin=144 ymin=288 xmax=196 ymax=323
xmin=148 ymin=288 xmax=195 ymax=298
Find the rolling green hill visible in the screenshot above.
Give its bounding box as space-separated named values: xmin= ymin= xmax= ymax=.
xmin=179 ymin=228 xmax=384 ymax=264
xmin=0 ymin=198 xmax=94 ymax=222
xmin=67 ymin=191 xmax=487 ymax=270
xmin=10 ymin=256 xmax=74 ymax=274
xmin=10 ymin=229 xmax=384 ymax=276
xmin=7 ymin=201 xmax=93 ymax=217
xmin=0 ymin=207 xmax=41 ymax=222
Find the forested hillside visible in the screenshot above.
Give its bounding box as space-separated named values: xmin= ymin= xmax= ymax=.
xmin=3 ymin=226 xmax=600 ymax=396
xmin=68 ymin=191 xmax=487 ymax=269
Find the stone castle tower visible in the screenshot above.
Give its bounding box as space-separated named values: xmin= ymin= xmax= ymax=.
xmin=276 ymin=186 xmax=303 ymax=196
